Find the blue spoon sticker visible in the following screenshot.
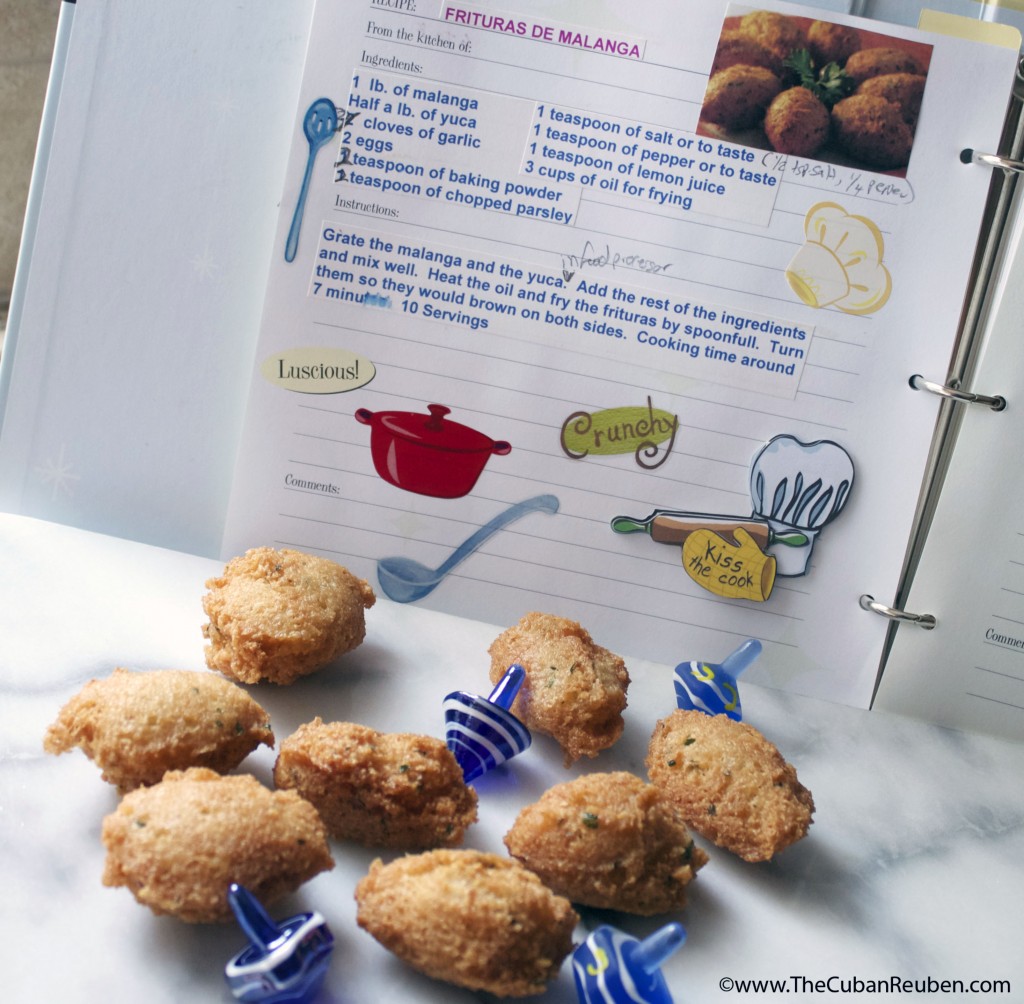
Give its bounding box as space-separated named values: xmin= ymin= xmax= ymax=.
xmin=284 ymin=98 xmax=338 ymax=263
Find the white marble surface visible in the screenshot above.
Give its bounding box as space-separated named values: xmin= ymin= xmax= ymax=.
xmin=2 ymin=512 xmax=1023 ymax=1003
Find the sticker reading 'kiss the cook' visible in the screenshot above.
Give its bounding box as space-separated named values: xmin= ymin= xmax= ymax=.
xmin=611 ymin=434 xmax=855 ymax=602
xmin=261 ymin=347 xmax=375 ymax=394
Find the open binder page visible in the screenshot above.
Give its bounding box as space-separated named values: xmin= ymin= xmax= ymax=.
xmin=222 ymin=0 xmax=1018 ymax=707
xmin=874 ymin=189 xmax=1024 ymax=741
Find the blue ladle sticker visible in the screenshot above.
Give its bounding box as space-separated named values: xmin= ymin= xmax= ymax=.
xmin=376 ymin=494 xmax=559 ymax=603
xmin=284 ymin=98 xmax=338 ymax=263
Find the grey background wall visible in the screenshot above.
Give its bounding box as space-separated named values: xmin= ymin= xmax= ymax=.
xmin=0 ymin=1 xmax=59 ymax=352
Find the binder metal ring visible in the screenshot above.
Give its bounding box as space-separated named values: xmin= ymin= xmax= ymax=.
xmin=961 ymin=147 xmax=1024 ymax=174
xmin=859 ymin=594 xmax=936 ymax=629
xmin=909 ymin=374 xmax=1006 ymax=411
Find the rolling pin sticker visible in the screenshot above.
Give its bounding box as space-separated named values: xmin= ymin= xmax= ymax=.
xmin=609 ymin=433 xmax=854 ymax=600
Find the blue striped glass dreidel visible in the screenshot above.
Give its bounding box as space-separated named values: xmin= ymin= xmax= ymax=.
xmin=572 ymin=923 xmax=686 ymax=1004
xmin=224 ymin=883 xmax=334 ymax=1004
xmin=673 ymin=638 xmax=762 ymax=721
xmin=443 ymin=663 xmax=532 ymax=782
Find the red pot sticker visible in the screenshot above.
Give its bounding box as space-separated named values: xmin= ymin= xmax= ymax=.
xmin=355 ymin=403 xmax=511 ymax=498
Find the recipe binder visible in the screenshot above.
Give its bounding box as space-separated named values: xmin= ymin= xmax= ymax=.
xmin=2 ymin=1 xmax=1024 ymax=738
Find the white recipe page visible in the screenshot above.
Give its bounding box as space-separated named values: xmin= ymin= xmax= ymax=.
xmin=223 ymin=0 xmax=1018 ymax=707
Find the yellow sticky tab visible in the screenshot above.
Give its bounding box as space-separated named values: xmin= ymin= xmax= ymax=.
xmin=919 ymin=9 xmax=1022 ymax=49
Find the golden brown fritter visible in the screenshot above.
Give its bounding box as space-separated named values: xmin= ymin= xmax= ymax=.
xmin=738 ymin=10 xmax=807 ymax=63
xmin=701 ymin=64 xmax=783 ymax=130
xmin=711 ymin=29 xmax=783 ymax=77
xmin=202 ymin=547 xmax=375 ymax=685
xmin=844 ymin=46 xmax=923 ymax=86
xmin=857 ymin=72 xmax=926 ymax=129
xmin=504 ymin=772 xmax=708 ymax=915
xmin=646 ymin=710 xmax=814 ymax=863
xmin=487 ymin=612 xmax=629 ymax=767
xmin=831 ymin=93 xmax=914 ymax=169
xmin=101 ymin=767 xmax=334 ymax=922
xmin=355 ymin=849 xmax=577 ymax=997
xmin=43 ymin=668 xmax=274 ymax=792
xmin=764 ymin=86 xmax=830 ymax=158
xmin=807 ymin=20 xmax=861 ymax=68
xmin=273 ymin=719 xmax=477 ymax=849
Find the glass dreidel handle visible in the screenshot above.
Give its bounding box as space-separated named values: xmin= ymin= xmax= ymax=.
xmin=443 ymin=663 xmax=532 ymax=783
xmin=224 ymin=883 xmax=334 ymax=1004
xmin=673 ymin=638 xmax=762 ymax=721
xmin=573 ymin=922 xmax=687 ymax=1004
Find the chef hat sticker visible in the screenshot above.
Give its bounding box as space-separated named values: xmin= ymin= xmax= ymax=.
xmin=750 ymin=434 xmax=854 ymax=576
xmin=610 ymin=434 xmax=853 ymax=598
xmin=786 ymin=201 xmax=892 ymax=315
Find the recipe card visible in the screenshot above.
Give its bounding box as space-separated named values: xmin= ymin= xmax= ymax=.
xmin=223 ymin=0 xmax=1019 ymax=707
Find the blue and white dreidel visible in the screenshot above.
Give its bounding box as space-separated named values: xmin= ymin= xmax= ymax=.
xmin=443 ymin=663 xmax=532 ymax=783
xmin=673 ymin=638 xmax=762 ymax=721
xmin=224 ymin=883 xmax=334 ymax=1004
xmin=573 ymin=923 xmax=686 ymax=1004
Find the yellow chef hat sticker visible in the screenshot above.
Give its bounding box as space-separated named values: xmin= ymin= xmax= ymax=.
xmin=786 ymin=201 xmax=891 ymax=315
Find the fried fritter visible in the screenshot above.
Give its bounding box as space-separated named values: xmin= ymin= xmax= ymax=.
xmin=43 ymin=667 xmax=274 ymax=792
xmin=646 ymin=710 xmax=814 ymax=863
xmin=738 ymin=10 xmax=807 ymax=63
xmin=857 ymin=72 xmax=926 ymax=129
xmin=831 ymin=93 xmax=914 ymax=169
xmin=355 ymin=849 xmax=578 ymax=997
xmin=487 ymin=612 xmax=629 ymax=766
xmin=273 ymin=719 xmax=477 ymax=849
xmin=701 ymin=64 xmax=783 ymax=131
xmin=764 ymin=86 xmax=830 ymax=158
xmin=101 ymin=767 xmax=334 ymax=922
xmin=711 ymin=29 xmax=784 ymax=77
xmin=807 ymin=20 xmax=861 ymax=68
xmin=202 ymin=547 xmax=375 ymax=685
xmin=844 ymin=46 xmax=923 ymax=86
xmin=504 ymin=772 xmax=708 ymax=915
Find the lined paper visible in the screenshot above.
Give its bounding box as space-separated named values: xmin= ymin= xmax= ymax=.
xmin=223 ymin=0 xmax=1017 ymax=707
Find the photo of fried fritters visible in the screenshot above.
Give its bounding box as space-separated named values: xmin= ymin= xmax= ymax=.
xmin=843 ymin=46 xmax=923 ymax=86
xmin=43 ymin=668 xmax=273 ymax=792
xmin=273 ymin=719 xmax=477 ymax=849
xmin=504 ymin=772 xmax=709 ymax=915
xmin=764 ymin=86 xmax=830 ymax=158
xmin=710 ymin=29 xmax=783 ymax=77
xmin=857 ymin=72 xmax=926 ymax=129
xmin=355 ymin=849 xmax=578 ymax=997
xmin=646 ymin=710 xmax=814 ymax=863
xmin=488 ymin=611 xmax=629 ymax=766
xmin=831 ymin=93 xmax=914 ymax=170
xmin=101 ymin=767 xmax=334 ymax=922
xmin=701 ymin=64 xmax=783 ymax=131
xmin=202 ymin=547 xmax=375 ymax=685
xmin=807 ymin=20 xmax=861 ymax=67
xmin=738 ymin=9 xmax=807 ymax=63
